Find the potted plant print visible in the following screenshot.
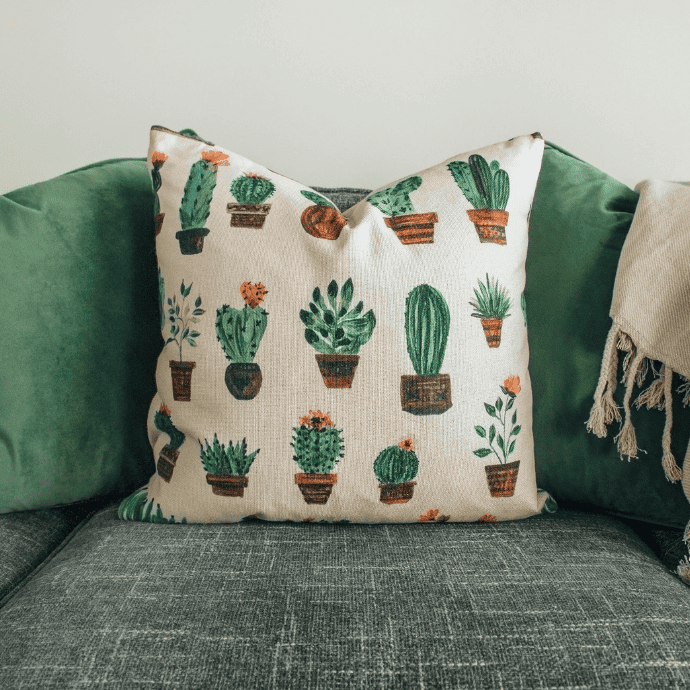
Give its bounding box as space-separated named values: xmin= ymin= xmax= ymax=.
xmin=151 ymin=151 xmax=168 ymax=237
xmin=291 ymin=410 xmax=344 ymax=504
xmin=447 ymin=154 xmax=510 ymax=245
xmin=118 ymin=488 xmax=188 ymax=523
xmin=474 ymin=376 xmax=522 ymax=497
xmin=367 ymin=176 xmax=438 ymax=244
xmin=216 ymin=282 xmax=268 ymax=400
xmin=227 ymin=173 xmax=275 ymax=228
xmin=166 ymin=281 xmax=204 ymax=402
xmin=153 ymin=404 xmax=186 ymax=483
xmin=176 ymin=151 xmax=229 ymax=254
xmin=300 ymin=278 xmax=376 ymax=388
xmin=469 ymin=274 xmax=512 ymax=348
xmin=402 ymin=284 xmax=452 ymax=415
xmin=373 ymin=439 xmax=419 ymax=504
xmin=199 ymin=434 xmax=259 ymax=497
xmin=300 ymin=190 xmax=347 ymax=240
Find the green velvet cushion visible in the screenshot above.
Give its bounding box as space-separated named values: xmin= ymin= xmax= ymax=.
xmin=527 ymin=142 xmax=690 ymax=529
xmin=0 ymin=159 xmax=159 ymax=512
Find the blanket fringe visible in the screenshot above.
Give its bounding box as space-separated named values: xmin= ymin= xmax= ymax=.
xmin=661 ymin=365 xmax=682 ymax=482
xmin=587 ymin=327 xmax=682 ymax=483
xmin=586 ymin=325 xmax=621 ymax=437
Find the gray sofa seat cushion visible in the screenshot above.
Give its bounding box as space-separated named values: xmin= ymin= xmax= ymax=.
xmin=0 ymin=502 xmax=97 ymax=603
xmin=0 ymin=507 xmax=688 ymax=689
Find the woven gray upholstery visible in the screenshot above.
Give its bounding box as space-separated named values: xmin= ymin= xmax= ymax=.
xmin=1 ymin=505 xmax=688 ymax=689
xmin=0 ymin=503 xmax=94 ymax=603
xmin=311 ymin=186 xmax=370 ymax=212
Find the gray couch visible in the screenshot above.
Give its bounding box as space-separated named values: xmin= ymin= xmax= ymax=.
xmin=1 ymin=189 xmax=689 ymax=690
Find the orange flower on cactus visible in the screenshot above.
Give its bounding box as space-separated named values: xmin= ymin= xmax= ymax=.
xmin=419 ymin=509 xmax=439 ymax=522
xmin=246 ymin=172 xmax=268 ymax=179
xmin=151 ymin=151 xmax=168 ymax=167
xmin=240 ymin=282 xmax=268 ymax=309
xmin=399 ymin=439 xmax=414 ymax=451
xmin=479 ymin=514 xmax=497 ymax=523
xmin=503 ymin=376 xmax=521 ymax=396
xmin=307 ymin=410 xmax=333 ymax=430
xmin=299 ymin=415 xmax=311 ymax=427
xmin=201 ymin=150 xmax=230 ymax=166
xmin=159 ymin=404 xmax=171 ymax=416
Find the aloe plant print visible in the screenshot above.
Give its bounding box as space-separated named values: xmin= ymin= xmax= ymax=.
xmin=165 ymin=281 xmax=204 ymax=401
xmin=118 ymin=488 xmax=188 ymax=523
xmin=199 ymin=435 xmax=260 ymax=497
xmin=153 ymin=404 xmax=186 ymax=482
xmin=367 ymin=175 xmax=438 ymax=244
xmin=300 ymin=190 xmax=347 ymax=240
xmin=300 ymin=278 xmax=375 ymax=388
xmin=448 ymin=154 xmax=511 ymax=244
xmin=216 ymin=282 xmax=268 ymax=400
xmin=402 ymin=284 xmax=452 ymax=415
xmin=227 ymin=173 xmax=276 ymax=228
xmin=176 ymin=151 xmax=228 ymax=254
xmin=469 ymin=274 xmax=512 ymax=348
xmin=474 ymin=376 xmax=522 ymax=497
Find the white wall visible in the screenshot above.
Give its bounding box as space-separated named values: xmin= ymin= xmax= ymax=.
xmin=2 ymin=0 xmax=688 ymax=193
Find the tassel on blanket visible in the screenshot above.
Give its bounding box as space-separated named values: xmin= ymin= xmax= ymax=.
xmin=587 ymin=328 xmax=681 ymax=482
xmin=586 ymin=325 xmax=622 ymax=437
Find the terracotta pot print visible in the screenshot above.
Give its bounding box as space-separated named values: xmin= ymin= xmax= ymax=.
xmin=379 ymin=481 xmax=417 ymax=505
xmin=385 ymin=212 xmax=438 ymax=244
xmin=485 ymin=460 xmax=520 ymax=497
xmin=315 ymin=354 xmax=360 ymax=388
xmin=169 ymin=360 xmax=196 ymax=401
xmin=225 ymin=363 xmax=262 ymax=400
xmin=227 ymin=203 xmax=272 ymax=228
xmin=157 ymin=444 xmax=179 ymax=483
xmin=481 ymin=318 xmax=503 ymax=348
xmin=467 ymin=209 xmax=509 ymax=245
xmin=206 ymin=474 xmax=249 ymax=497
xmin=175 ymin=227 xmax=210 ymax=254
xmin=154 ymin=212 xmax=165 ymax=237
xmin=400 ymin=374 xmax=452 ymax=415
xmin=295 ymin=473 xmax=337 ymax=504
xmin=301 ymin=205 xmax=347 ymax=240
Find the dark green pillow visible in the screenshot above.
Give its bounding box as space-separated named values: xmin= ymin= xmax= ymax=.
xmin=527 ymin=142 xmax=690 ymax=529
xmin=0 ymin=159 xmax=159 ymax=512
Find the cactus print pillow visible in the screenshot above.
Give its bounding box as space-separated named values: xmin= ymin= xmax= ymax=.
xmin=118 ymin=126 xmax=556 ymax=524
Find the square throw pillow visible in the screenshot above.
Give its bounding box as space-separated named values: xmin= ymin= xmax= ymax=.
xmin=118 ymin=127 xmax=555 ymax=524
xmin=527 ymin=143 xmax=690 ymax=530
xmin=0 ymin=159 xmax=160 ymax=513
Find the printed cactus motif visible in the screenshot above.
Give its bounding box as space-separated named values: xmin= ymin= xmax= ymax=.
xmin=405 ymin=284 xmax=450 ymax=376
xmin=199 ymin=435 xmax=259 ymax=476
xmin=216 ymin=286 xmax=269 ymax=364
xmin=367 ymin=176 xmax=422 ymax=217
xmin=373 ymin=440 xmax=419 ymax=485
xmin=291 ymin=411 xmax=344 ymax=474
xmin=231 ymin=173 xmax=276 ymax=204
xmin=447 ymin=154 xmax=510 ymax=210
xmin=151 ymin=151 xmax=168 ymax=217
xmin=153 ymin=405 xmax=185 ymax=450
xmin=179 ymin=157 xmax=222 ymax=231
xmin=118 ymin=488 xmax=187 ymax=523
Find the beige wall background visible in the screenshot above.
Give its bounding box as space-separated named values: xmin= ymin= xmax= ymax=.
xmin=2 ymin=0 xmax=688 ymax=193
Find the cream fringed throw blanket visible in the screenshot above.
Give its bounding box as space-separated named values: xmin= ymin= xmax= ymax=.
xmin=587 ymin=180 xmax=690 ymax=482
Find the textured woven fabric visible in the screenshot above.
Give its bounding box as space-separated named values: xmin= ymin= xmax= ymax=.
xmin=122 ymin=127 xmax=550 ymax=524
xmin=0 ymin=502 xmax=94 ymax=602
xmin=1 ymin=505 xmax=689 ymax=689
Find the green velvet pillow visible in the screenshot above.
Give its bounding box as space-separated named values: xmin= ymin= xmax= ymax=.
xmin=0 ymin=159 xmax=160 ymax=512
xmin=527 ymin=142 xmax=690 ymax=529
